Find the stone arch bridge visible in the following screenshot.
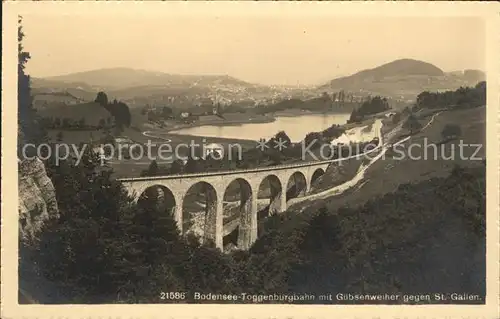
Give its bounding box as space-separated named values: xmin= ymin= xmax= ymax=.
xmin=118 ymin=160 xmax=333 ymax=251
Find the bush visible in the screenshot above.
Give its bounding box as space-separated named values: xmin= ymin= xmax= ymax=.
xmin=441 ymin=124 xmax=462 ymax=140
xmin=391 ymin=112 xmax=402 ymax=124
xmin=402 ymin=115 xmax=422 ymax=134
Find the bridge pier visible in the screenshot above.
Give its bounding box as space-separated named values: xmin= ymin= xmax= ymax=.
xmin=202 ymin=190 xmax=223 ymax=250
xmin=250 ymin=194 xmax=258 ymax=245
xmin=238 ymin=192 xmax=258 ymax=250
xmin=304 ymin=179 xmax=311 ymax=196
xmin=174 ymin=204 xmax=183 ymax=233
xmin=269 ymin=187 xmax=287 ymax=215
xmin=215 ymin=199 xmax=223 ymax=250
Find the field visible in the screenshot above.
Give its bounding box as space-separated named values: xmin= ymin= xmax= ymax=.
xmin=38 ymin=102 xmax=113 ymax=128
xmin=47 ymin=130 xmax=108 ymax=145
xmin=290 ymin=105 xmax=486 ymax=214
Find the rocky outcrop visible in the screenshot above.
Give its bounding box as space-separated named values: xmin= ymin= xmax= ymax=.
xmin=18 ymin=157 xmax=59 ymax=243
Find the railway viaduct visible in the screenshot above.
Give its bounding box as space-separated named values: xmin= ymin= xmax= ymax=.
xmin=118 ymin=160 xmax=332 ymax=251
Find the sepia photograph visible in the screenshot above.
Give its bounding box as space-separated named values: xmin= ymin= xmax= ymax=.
xmin=2 ymin=1 xmax=499 ymax=318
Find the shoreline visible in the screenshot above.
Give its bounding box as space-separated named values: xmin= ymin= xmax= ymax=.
xmin=143 ymin=130 xmax=257 ymax=145
xmin=146 ymin=114 xmax=276 ymax=134
xmin=269 ymin=109 xmax=351 ymax=117
xmin=142 ymin=109 xmax=351 ymax=137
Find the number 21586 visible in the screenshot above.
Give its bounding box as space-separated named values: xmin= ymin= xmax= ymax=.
xmin=160 ymin=292 xmax=186 ymax=300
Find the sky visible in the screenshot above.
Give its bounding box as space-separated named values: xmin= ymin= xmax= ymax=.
xmin=22 ymin=15 xmax=485 ymax=86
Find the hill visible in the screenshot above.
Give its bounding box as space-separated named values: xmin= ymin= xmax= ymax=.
xmin=39 ymin=68 xmax=256 ymax=91
xmin=31 ymin=68 xmax=283 ymax=108
xmin=319 ymin=59 xmax=484 ymax=101
xmin=31 ymin=78 xmax=95 ymax=91
xmin=324 ymin=59 xmax=444 ymax=88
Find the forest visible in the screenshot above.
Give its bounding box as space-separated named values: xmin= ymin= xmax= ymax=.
xmin=20 ymin=148 xmax=486 ymax=303
xmin=347 ymin=96 xmax=390 ymax=123
xmin=416 ymin=82 xmax=486 ymax=109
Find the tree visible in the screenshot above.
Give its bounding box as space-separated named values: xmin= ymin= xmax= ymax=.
xmin=272 ymin=131 xmax=291 ymax=150
xmin=304 ymin=132 xmax=322 ymax=148
xmin=391 ymin=112 xmax=402 ymax=124
xmin=475 ymin=81 xmax=486 ymax=92
xmin=339 ymin=90 xmax=345 ymax=105
xmin=78 ymin=117 xmax=86 ymax=128
xmin=401 ymin=106 xmax=411 ymax=116
xmin=441 ymin=124 xmax=462 ymax=141
xmin=101 ymin=128 xmax=115 ymax=146
xmin=98 ymin=118 xmax=106 ymax=129
xmin=402 ymin=115 xmax=422 ymax=135
xmin=216 ymin=102 xmax=223 ymax=115
xmin=112 ymin=102 xmax=132 ymax=128
xmin=95 ymin=92 xmax=109 ymax=106
xmin=348 ymin=96 xmax=390 ymax=123
xmin=169 ymin=160 xmax=185 ymax=174
xmin=323 ymin=124 xmax=345 ymax=139
xmin=61 ymin=118 xmax=68 ymax=128
xmin=348 ymin=108 xmax=363 ymax=123
xmin=129 ymin=191 xmax=183 ymax=269
xmin=56 ymin=131 xmax=64 ymax=142
xmin=145 ymin=160 xmax=159 ymax=176
xmin=268 ymin=149 xmax=283 ymax=165
xmin=162 ymin=106 xmax=173 ymax=118
xmin=18 ymin=16 xmax=46 ymax=149
xmin=475 ymin=81 xmax=486 ymax=106
xmin=129 ymin=145 xmax=142 ymax=158
xmin=184 ymin=153 xmax=201 ymax=173
xmin=147 ymin=110 xmax=156 ymax=122
xmin=300 ymin=207 xmax=340 ymax=255
xmin=321 ymin=92 xmax=331 ymax=102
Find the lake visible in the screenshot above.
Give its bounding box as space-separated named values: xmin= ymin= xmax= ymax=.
xmin=169 ymin=113 xmax=351 ymax=142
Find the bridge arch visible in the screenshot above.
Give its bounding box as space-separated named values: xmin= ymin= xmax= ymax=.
xmin=182 ymin=181 xmax=219 ymax=246
xmin=222 ymin=178 xmax=254 ymax=251
xmin=311 ymin=168 xmax=325 ymax=186
xmin=286 ymin=171 xmax=308 ymax=201
xmin=257 ymin=174 xmax=284 ymax=218
xmin=137 ymin=184 xmax=177 ymax=216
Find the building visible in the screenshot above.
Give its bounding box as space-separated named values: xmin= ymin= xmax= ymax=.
xmin=204 ymin=143 xmax=224 ymax=159
xmin=197 ymin=98 xmax=214 ymax=109
xmin=92 ymin=146 xmax=106 ymax=161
